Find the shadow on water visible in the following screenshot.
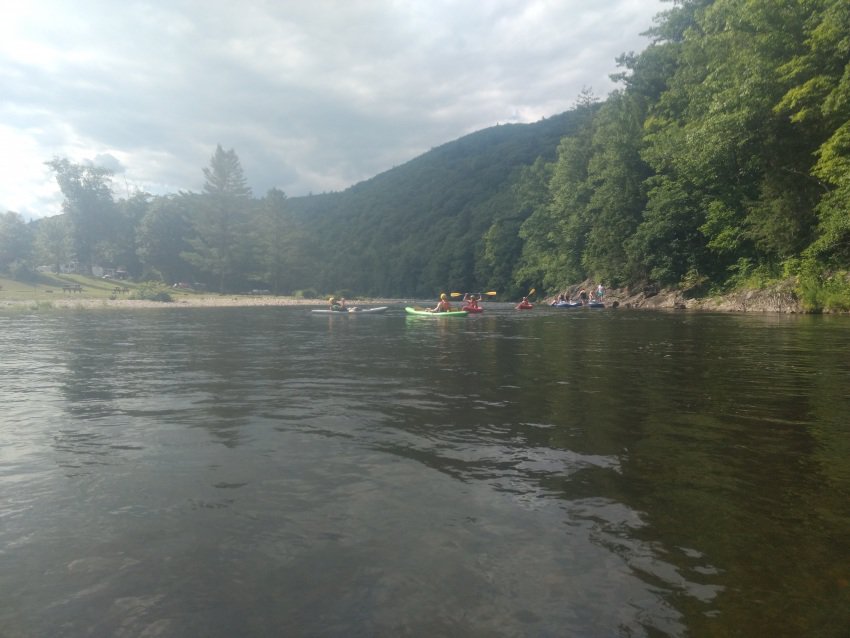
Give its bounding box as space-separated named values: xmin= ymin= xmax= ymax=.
xmin=1 ymin=307 xmax=849 ymax=636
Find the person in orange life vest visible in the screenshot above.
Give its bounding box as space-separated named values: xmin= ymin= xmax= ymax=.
xmin=430 ymin=293 xmax=453 ymax=312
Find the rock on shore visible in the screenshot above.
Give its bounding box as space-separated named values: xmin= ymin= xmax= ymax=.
xmin=556 ymin=280 xmax=804 ymax=313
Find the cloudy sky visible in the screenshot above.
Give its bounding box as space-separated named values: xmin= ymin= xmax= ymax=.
xmin=1 ymin=0 xmax=666 ymax=220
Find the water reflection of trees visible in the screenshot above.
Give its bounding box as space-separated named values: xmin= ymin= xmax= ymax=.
xmin=384 ymin=311 xmax=850 ymax=636
xmin=525 ymin=313 xmax=850 ymax=637
xmin=54 ymin=311 xmax=269 ymax=458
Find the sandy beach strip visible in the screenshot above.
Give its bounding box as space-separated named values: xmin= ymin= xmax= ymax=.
xmin=0 ymin=295 xmax=404 ymax=310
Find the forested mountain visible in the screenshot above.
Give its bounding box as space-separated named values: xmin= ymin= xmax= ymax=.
xmin=285 ymin=111 xmax=585 ymax=297
xmin=2 ymin=0 xmax=849 ymax=309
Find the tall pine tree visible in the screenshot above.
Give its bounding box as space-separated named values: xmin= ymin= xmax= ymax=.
xmin=183 ymin=145 xmax=253 ymax=292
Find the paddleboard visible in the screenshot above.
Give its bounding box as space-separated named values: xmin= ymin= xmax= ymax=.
xmin=311 ymin=306 xmax=389 ymax=314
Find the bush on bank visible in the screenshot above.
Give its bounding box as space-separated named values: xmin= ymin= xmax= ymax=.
xmin=131 ymin=281 xmax=173 ymax=303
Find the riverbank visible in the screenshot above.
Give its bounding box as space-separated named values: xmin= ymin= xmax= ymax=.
xmin=613 ymin=282 xmax=803 ymax=313
xmin=0 ymin=294 xmax=362 ymax=311
xmin=0 ymin=274 xmax=814 ymax=313
xmin=551 ymin=278 xmax=806 ymax=313
xmin=2 ymin=290 xmax=803 ymax=313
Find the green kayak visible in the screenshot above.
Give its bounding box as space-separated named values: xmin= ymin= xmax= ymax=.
xmin=405 ymin=306 xmax=468 ymax=317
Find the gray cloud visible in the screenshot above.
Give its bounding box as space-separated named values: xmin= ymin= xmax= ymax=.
xmin=89 ymin=153 xmax=126 ymax=174
xmin=1 ymin=0 xmax=665 ymax=218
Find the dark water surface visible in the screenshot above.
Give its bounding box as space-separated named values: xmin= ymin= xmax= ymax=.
xmin=2 ymin=305 xmax=849 ymax=637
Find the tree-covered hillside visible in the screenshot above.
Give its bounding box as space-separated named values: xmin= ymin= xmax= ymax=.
xmin=285 ymin=111 xmax=584 ymax=297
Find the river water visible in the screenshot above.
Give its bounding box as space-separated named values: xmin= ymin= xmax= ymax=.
xmin=1 ymin=304 xmax=848 ymax=637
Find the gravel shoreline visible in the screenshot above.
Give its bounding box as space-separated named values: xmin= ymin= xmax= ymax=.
xmin=0 ymin=295 xmax=393 ymax=310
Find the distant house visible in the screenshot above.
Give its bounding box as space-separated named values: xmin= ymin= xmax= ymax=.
xmin=91 ymin=266 xmax=129 ymax=279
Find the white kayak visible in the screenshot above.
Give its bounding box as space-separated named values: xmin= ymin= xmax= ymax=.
xmin=311 ymin=306 xmax=389 ymax=314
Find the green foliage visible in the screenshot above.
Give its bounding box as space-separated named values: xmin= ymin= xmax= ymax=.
xmin=33 ymin=215 xmax=72 ymax=274
xmin=0 ymin=212 xmax=33 ymax=272
xmin=581 ymin=91 xmax=651 ymax=285
xmin=131 ymin=281 xmax=173 ymax=302
xmin=799 ymin=262 xmax=850 ymax=312
xmin=286 ymin=113 xmax=580 ymax=297
xmin=182 ymin=145 xmax=254 ymax=292
xmin=136 ymin=194 xmax=194 ymax=283
xmin=680 ymin=267 xmax=709 ymax=295
xmin=701 ymin=200 xmax=743 ymax=256
xmin=45 ymin=157 xmax=116 ymax=270
xmin=7 ymin=260 xmax=38 ymax=282
xmin=625 ymin=175 xmax=707 ymax=285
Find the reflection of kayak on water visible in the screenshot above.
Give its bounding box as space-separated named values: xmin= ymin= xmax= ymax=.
xmin=405 ymin=306 xmax=468 ymax=317
xmin=311 ymin=306 xmax=389 ymax=314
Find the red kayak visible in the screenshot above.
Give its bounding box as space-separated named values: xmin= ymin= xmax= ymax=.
xmin=516 ymin=302 xmax=533 ymax=310
xmin=462 ymin=305 xmax=484 ymax=313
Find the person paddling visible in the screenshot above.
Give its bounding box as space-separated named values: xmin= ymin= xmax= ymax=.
xmin=429 ymin=293 xmax=453 ymax=313
xmin=328 ymin=296 xmax=347 ymax=312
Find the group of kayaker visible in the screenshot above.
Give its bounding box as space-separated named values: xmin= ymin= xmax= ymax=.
xmin=330 ymin=284 xmax=605 ymax=313
xmin=551 ymin=283 xmax=605 ymax=306
xmin=425 ymin=292 xmax=481 ymax=313
xmin=427 ymin=291 xmax=532 ymax=312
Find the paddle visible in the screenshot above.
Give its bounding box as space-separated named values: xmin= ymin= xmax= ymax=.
xmin=517 ymin=288 xmax=535 ymax=301
xmin=516 ymin=288 xmax=536 ymax=309
xmin=450 ymin=291 xmax=497 ymax=297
